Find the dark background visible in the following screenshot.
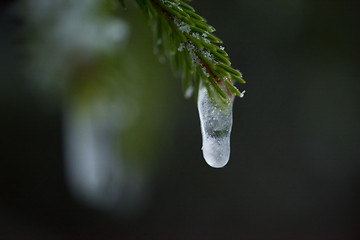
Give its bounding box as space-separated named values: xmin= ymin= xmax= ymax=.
xmin=1 ymin=0 xmax=360 ymax=239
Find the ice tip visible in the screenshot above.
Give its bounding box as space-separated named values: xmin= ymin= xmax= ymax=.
xmin=205 ymin=158 xmax=229 ymax=168
xmin=202 ymin=149 xmax=230 ymax=168
xmin=201 ymin=137 xmax=231 ymax=168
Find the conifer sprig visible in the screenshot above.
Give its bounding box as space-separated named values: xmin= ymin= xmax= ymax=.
xmin=135 ymin=0 xmax=245 ymax=105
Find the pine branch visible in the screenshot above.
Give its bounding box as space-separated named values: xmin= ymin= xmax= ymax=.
xmin=134 ymin=0 xmax=246 ymax=106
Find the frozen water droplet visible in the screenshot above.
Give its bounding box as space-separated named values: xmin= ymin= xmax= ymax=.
xmin=184 ymin=85 xmax=194 ymax=99
xmin=240 ymin=90 xmax=246 ymax=98
xmin=197 ymin=86 xmax=233 ymax=168
xmin=177 ymin=43 xmax=185 ymax=52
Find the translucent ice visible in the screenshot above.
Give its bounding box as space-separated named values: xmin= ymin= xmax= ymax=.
xmin=197 ymin=86 xmax=233 ymax=168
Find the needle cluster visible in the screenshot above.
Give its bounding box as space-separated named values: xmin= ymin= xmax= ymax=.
xmin=131 ymin=0 xmax=246 ymax=105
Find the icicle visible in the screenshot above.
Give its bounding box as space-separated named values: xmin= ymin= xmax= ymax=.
xmin=197 ymin=86 xmax=233 ymax=168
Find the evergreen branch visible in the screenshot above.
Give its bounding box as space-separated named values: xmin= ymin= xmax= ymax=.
xmin=135 ymin=0 xmax=245 ymax=105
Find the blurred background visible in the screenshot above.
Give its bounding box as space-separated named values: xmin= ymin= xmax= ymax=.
xmin=1 ymin=0 xmax=359 ymax=239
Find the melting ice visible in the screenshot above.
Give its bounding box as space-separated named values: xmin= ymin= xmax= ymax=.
xmin=197 ymin=86 xmax=233 ymax=168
